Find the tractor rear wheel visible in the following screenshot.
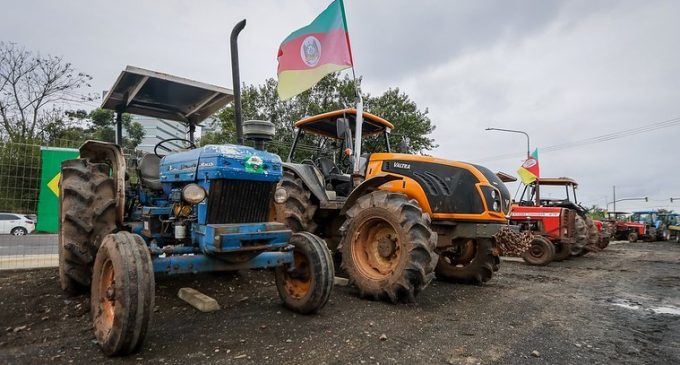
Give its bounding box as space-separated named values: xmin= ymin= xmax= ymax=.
xmin=522 ymin=236 xmax=555 ymax=266
xmin=586 ymin=218 xmax=599 ymax=249
xmin=275 ymin=232 xmax=334 ymax=314
xmin=91 ymin=232 xmax=154 ymax=356
xmin=435 ymin=238 xmax=496 ymax=284
xmin=340 ymin=191 xmax=437 ymax=303
xmin=553 ymin=241 xmax=572 ymax=262
xmin=59 ymin=159 xmax=117 ymax=294
xmin=274 ymin=170 xmax=318 ymax=234
xmin=628 ymin=232 xmax=638 ymax=243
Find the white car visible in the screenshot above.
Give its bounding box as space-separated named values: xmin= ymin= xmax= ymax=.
xmin=0 ymin=213 xmax=36 ymax=235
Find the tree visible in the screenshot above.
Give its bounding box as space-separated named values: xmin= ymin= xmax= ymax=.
xmin=58 ymin=108 xmax=145 ymax=150
xmin=587 ymin=205 xmax=606 ymax=220
xmin=0 ymin=42 xmax=93 ymax=142
xmin=201 ymin=73 xmax=436 ymax=157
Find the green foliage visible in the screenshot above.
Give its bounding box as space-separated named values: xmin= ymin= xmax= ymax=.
xmin=587 ymin=205 xmax=606 ymax=220
xmin=200 ymin=73 xmax=436 ymax=159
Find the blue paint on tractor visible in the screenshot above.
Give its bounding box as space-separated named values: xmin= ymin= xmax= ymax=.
xmin=125 ymin=143 xmax=294 ymax=275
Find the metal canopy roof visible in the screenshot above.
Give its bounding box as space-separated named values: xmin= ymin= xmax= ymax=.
xmin=294 ymin=108 xmax=394 ymax=139
xmin=536 ymin=177 xmax=578 ymax=186
xmin=101 ymin=66 xmax=233 ymax=125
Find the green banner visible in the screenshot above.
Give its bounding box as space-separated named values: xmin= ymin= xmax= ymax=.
xmin=36 ymin=147 xmax=79 ymax=233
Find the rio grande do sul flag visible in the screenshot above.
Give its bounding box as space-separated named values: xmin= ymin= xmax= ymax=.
xmin=517 ymin=149 xmax=540 ymax=184
xmin=277 ymin=0 xmax=353 ymax=100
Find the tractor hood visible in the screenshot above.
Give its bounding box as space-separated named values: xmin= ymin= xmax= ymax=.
xmin=160 ymin=144 xmax=282 ymax=183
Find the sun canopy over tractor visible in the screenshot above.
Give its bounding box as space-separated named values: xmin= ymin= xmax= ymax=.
xmin=294 ymin=108 xmax=394 ymax=139
xmin=101 ymin=66 xmax=233 ymax=125
xmin=536 ymin=177 xmax=578 ymax=186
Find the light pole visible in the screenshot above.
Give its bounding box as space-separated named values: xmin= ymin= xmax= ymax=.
xmin=607 ymin=197 xmax=648 ymax=211
xmin=671 ymin=197 xmax=680 ymax=203
xmin=485 ymin=127 xmax=531 ymax=157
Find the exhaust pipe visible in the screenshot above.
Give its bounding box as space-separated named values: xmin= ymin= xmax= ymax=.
xmin=230 ymin=19 xmax=246 ymax=145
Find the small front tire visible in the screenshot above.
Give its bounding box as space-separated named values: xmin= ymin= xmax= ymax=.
xmin=91 ymin=232 xmax=154 ymax=356
xmin=275 ymin=232 xmax=334 ymax=314
xmin=628 ymin=232 xmax=638 ymax=243
xmin=522 ymin=236 xmax=555 ymax=266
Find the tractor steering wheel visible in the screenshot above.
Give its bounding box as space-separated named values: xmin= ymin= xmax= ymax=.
xmin=154 ymin=138 xmax=196 ymax=158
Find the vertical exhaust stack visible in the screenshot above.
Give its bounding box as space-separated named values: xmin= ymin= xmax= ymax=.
xmin=231 ymin=19 xmax=247 ymax=145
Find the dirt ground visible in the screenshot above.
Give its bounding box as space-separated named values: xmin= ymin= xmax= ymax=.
xmin=0 ymin=240 xmax=678 ymax=364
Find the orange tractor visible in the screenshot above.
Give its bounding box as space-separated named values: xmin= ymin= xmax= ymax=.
xmin=274 ymin=109 xmax=517 ymax=303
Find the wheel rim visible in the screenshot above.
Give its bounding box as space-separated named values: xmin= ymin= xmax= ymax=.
xmin=12 ymin=228 xmax=25 ymax=236
xmin=281 ymin=251 xmax=311 ymax=299
xmin=529 ymin=241 xmax=546 ymax=259
xmin=442 ymin=240 xmax=476 ymax=267
xmin=96 ymin=259 xmax=116 ymax=334
xmin=352 ymin=217 xmax=401 ymax=280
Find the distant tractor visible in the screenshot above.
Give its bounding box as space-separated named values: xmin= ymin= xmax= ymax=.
xmin=510 ymin=177 xmax=600 ymax=265
xmin=629 ymin=210 xmax=668 ymax=242
xmin=58 ymin=23 xmax=333 ymax=356
xmin=274 ymin=109 xmax=518 ymax=303
xmin=605 ymin=211 xmax=646 ymax=242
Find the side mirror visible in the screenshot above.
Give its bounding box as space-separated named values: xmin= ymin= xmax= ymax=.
xmin=336 ymin=118 xmax=350 ymax=138
xmin=398 ymin=136 xmax=410 ymax=153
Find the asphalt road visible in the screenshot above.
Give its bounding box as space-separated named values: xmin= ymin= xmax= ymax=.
xmin=0 ymin=240 xmax=678 ymax=364
xmin=0 ymin=234 xmax=57 ymax=257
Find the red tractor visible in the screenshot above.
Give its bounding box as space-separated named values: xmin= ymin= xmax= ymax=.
xmin=605 ymin=211 xmax=646 ymax=242
xmin=510 ymin=177 xmax=601 ymax=265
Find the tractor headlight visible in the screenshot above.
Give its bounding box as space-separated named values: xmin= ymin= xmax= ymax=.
xmin=182 ymin=184 xmax=206 ymax=204
xmin=274 ymin=187 xmax=288 ymax=204
xmin=492 ymin=200 xmax=500 ymax=211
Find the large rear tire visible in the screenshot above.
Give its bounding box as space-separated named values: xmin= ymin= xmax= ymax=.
xmin=91 ymin=232 xmax=154 ymax=356
xmin=340 ymin=191 xmax=437 ymax=303
xmin=435 ymin=238 xmax=496 ymax=284
xmin=59 ymin=159 xmax=117 ymax=294
xmin=553 ymin=241 xmax=572 ymax=262
xmin=274 ymin=170 xmax=318 ymax=233
xmin=522 ymin=236 xmax=555 ymax=266
xmin=274 ymin=232 xmax=334 ymax=314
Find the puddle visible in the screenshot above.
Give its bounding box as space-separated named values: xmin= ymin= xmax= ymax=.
xmin=610 ymin=298 xmax=680 ymax=316
xmin=651 ymin=306 xmax=680 ymax=315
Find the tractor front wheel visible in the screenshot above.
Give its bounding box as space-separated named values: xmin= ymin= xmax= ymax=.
xmin=435 ymin=238 xmax=496 ymax=284
xmin=91 ymin=232 xmax=154 ymax=356
xmin=274 ymin=232 xmax=334 ymax=314
xmin=522 ymin=236 xmax=555 ymax=266
xmin=628 ymin=232 xmax=638 ymax=243
xmin=340 ymin=191 xmax=437 ymax=303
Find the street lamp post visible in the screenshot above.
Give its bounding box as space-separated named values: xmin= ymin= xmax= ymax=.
xmin=606 ymin=197 xmax=648 ymax=211
xmin=485 ymin=127 xmax=531 ymax=158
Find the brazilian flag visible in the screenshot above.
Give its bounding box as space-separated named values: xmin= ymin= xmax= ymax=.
xmin=36 ymin=147 xmax=79 ymax=232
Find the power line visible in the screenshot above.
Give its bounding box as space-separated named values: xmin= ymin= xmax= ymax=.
xmin=479 ymin=116 xmax=680 ymax=162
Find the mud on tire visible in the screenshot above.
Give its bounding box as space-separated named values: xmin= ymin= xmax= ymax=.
xmin=274 ymin=170 xmax=318 ymax=233
xmin=436 ymin=238 xmax=497 ymax=284
xmin=91 ymin=232 xmax=154 ymax=356
xmin=340 ymin=191 xmax=437 ymax=303
xmin=275 ymin=232 xmax=334 ymax=314
xmin=59 ymin=158 xmax=117 ymax=294
xmin=553 ymin=241 xmax=572 ymax=262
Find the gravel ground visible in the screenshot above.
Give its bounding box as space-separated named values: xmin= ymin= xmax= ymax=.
xmin=0 ymin=240 xmax=678 ymax=364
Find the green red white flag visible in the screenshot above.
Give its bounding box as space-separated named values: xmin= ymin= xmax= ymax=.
xmin=276 ymin=0 xmax=353 ymax=100
xmin=517 ymin=148 xmax=540 ymax=184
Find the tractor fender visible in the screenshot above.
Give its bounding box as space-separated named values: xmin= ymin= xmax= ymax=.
xmin=79 ymin=140 xmax=126 ymax=226
xmin=340 ymin=174 xmax=403 ymax=215
xmin=282 ymin=162 xmax=329 ymax=203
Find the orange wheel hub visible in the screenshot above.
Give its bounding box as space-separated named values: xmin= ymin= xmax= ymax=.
xmin=352 ymin=217 xmax=401 ymax=280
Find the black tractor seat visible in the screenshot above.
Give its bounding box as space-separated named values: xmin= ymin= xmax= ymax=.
xmin=137 ymin=154 xmax=162 ymax=190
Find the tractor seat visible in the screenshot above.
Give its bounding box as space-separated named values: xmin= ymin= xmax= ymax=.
xmin=317 ymin=158 xmax=350 ymax=183
xmin=138 ymin=154 xmax=162 ymax=191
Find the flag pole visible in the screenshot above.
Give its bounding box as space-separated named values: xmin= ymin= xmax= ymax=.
xmin=340 ymin=0 xmax=363 ymax=176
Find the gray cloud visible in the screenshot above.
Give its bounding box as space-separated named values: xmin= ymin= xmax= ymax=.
xmin=1 ymin=0 xmax=678 ymax=211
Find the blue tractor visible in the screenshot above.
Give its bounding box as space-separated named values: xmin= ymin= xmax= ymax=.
xmin=57 ymin=21 xmax=333 ymax=356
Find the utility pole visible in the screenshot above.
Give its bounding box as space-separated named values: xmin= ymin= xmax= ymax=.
xmin=613 ymin=186 xmax=616 ymax=214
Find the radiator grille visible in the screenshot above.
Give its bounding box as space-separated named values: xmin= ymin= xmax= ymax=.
xmin=207 ymin=179 xmax=275 ymax=224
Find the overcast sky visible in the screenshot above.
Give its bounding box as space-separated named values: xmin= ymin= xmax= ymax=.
xmin=2 ymin=0 xmax=678 ymax=212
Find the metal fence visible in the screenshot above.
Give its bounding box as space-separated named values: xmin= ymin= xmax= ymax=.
xmin=0 ymin=138 xmax=316 ymax=270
